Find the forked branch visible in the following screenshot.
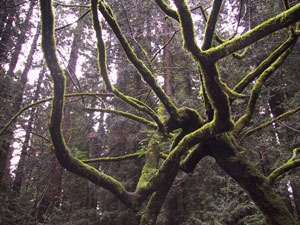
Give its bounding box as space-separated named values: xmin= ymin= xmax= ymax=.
xmin=96 ymin=0 xmax=179 ymax=120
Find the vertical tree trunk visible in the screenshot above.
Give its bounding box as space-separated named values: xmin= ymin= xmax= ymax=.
xmin=0 ymin=0 xmax=19 ymax=66
xmin=291 ymin=178 xmax=300 ymax=222
xmin=7 ymin=1 xmax=36 ymax=75
xmin=12 ymin=64 xmax=45 ymax=197
xmin=163 ymin=20 xmax=173 ymax=97
xmin=0 ymin=24 xmax=40 ymax=189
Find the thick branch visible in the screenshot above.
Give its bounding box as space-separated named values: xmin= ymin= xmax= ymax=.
xmin=154 ymin=0 xmax=179 ymax=22
xmin=180 ymin=143 xmax=208 ymax=173
xmin=207 ymin=3 xmax=300 ymax=61
xmin=173 ymin=0 xmax=203 ymax=59
xmin=40 ymin=0 xmax=133 ymax=209
xmin=202 ymin=0 xmax=223 ymax=50
xmin=210 ymin=133 xmax=297 ymax=225
xmin=135 ymin=122 xmax=213 ymax=199
xmin=199 ymin=62 xmax=233 ymax=132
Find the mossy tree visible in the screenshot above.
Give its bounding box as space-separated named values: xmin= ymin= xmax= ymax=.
xmin=37 ymin=0 xmax=300 ymax=224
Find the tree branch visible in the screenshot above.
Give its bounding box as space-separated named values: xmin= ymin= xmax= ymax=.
xmin=202 ymin=0 xmax=223 ymax=50
xmin=85 ymin=107 xmax=158 ymax=129
xmin=154 ymin=0 xmax=179 ymax=22
xmin=173 ymin=0 xmax=203 ymax=59
xmin=268 ymin=148 xmax=300 ymax=185
xmin=82 ymin=153 xmax=142 ymax=163
xmin=40 ymin=0 xmax=134 ymax=209
xmin=207 ymin=3 xmax=300 ymax=61
xmin=240 ymin=105 xmax=300 ymax=142
xmin=135 ymin=122 xmax=213 ymax=198
xmin=97 ymin=1 xmax=179 ymax=120
xmin=0 ymin=93 xmax=112 ymax=137
xmin=234 ymin=41 xmax=296 ymax=135
xmin=233 ymin=31 xmax=298 ymax=94
xmin=91 ymin=0 xmax=165 ymax=134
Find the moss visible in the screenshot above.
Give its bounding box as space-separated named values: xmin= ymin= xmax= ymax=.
xmin=234 ymin=41 xmax=296 ymax=135
xmin=208 ymin=133 xmax=297 ymax=225
xmin=174 ymin=0 xmax=203 ymax=60
xmin=98 ymin=1 xmax=179 ymax=119
xmin=136 ymin=137 xmax=160 ymax=191
xmin=165 ymin=107 xmax=204 ymax=133
xmin=206 ymin=3 xmax=300 ymax=61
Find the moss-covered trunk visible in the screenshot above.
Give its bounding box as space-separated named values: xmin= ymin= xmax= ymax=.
xmin=208 ymin=133 xmax=297 ymax=225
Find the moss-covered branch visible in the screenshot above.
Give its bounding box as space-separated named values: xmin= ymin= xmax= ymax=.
xmin=0 ymin=92 xmax=111 ymax=137
xmin=91 ymin=0 xmax=112 ymax=91
xmin=91 ymin=0 xmax=165 ymax=134
xmin=201 ymin=0 xmax=223 ymax=50
xmin=199 ymin=63 xmax=233 ymax=132
xmin=85 ymin=107 xmax=157 ymax=129
xmin=198 ymin=66 xmax=214 ymax=121
xmin=154 ymin=0 xmax=179 ymax=22
xmin=174 ymin=0 xmax=203 ymax=59
xmin=233 ymin=31 xmax=298 ymax=93
xmin=268 ymin=148 xmax=300 ymax=185
xmin=207 ymin=3 xmax=300 ymax=61
xmin=210 ymin=133 xmax=297 ymax=225
xmin=82 ymin=152 xmax=168 ymax=164
xmin=40 ymin=0 xmax=135 ymax=209
xmin=180 ymin=143 xmax=208 ymax=173
xmin=234 ymin=42 xmax=296 ymax=135
xmin=135 ymin=122 xmax=213 ymax=198
xmin=136 ymin=135 xmax=160 ymax=191
xmin=97 ymin=1 xmax=179 ymax=120
xmin=240 ymin=105 xmax=300 ymax=142
xmin=82 ymin=153 xmax=142 ymax=163
xmin=197 ymin=2 xmax=248 ymax=58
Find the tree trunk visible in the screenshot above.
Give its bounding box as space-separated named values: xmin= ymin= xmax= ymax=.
xmin=291 ymin=175 xmax=300 ymax=222
xmin=7 ymin=1 xmax=36 ymax=75
xmin=0 ymin=23 xmax=40 ymax=188
xmin=12 ymin=64 xmax=45 ymax=197
xmin=0 ymin=0 xmax=19 ymax=66
xmin=209 ymin=133 xmax=297 ymax=225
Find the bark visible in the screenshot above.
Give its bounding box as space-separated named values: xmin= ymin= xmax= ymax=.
xmin=208 ymin=133 xmax=297 ymax=225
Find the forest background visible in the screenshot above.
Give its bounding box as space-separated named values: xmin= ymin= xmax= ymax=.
xmin=0 ymin=0 xmax=300 ymax=224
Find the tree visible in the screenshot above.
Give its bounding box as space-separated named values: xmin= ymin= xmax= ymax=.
xmin=8 ymin=0 xmax=300 ymax=224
